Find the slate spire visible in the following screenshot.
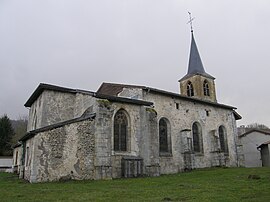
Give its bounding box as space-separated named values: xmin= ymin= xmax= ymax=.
xmin=188 ymin=32 xmax=206 ymax=75
xmin=179 ymin=31 xmax=215 ymax=81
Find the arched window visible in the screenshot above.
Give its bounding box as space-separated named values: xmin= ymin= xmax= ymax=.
xmin=159 ymin=118 xmax=168 ymax=152
xmin=192 ymin=122 xmax=203 ymax=153
xmin=203 ymin=80 xmax=210 ymax=96
xmin=219 ymin=126 xmax=228 ymax=154
xmin=114 ymin=110 xmax=128 ymax=151
xmin=159 ymin=118 xmax=171 ymax=155
xmin=187 ymin=81 xmax=194 ymax=97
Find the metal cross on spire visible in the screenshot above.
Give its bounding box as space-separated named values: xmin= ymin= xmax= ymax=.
xmin=187 ymin=12 xmax=195 ymax=32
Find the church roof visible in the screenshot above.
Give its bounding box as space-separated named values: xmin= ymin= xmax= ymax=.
xmin=24 ymin=83 xmax=94 ymax=107
xmin=25 ymin=83 xmax=153 ymax=108
xmin=25 ymin=82 xmax=241 ymax=123
xmin=97 ymin=83 xmax=144 ymax=96
xmin=98 ymin=82 xmax=240 ymax=113
xmin=95 ymin=93 xmax=153 ymax=106
xmin=179 ymin=32 xmax=215 ymax=82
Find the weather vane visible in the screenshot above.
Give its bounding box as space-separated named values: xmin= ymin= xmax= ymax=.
xmin=187 ymin=12 xmax=195 ymax=32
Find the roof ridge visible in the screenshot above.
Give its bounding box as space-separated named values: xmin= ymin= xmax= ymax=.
xmin=239 ymin=128 xmax=270 ymax=137
xmin=97 ymin=82 xmax=238 ymax=110
xmin=101 ymin=82 xmax=146 ymax=88
xmin=25 ymin=83 xmax=95 ymax=107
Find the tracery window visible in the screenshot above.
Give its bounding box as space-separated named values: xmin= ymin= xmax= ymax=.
xmin=159 ymin=118 xmax=168 ymax=153
xmin=219 ymin=126 xmax=228 ymax=154
xmin=203 ymin=80 xmax=210 ymax=96
xmin=187 ymin=81 xmax=194 ymax=97
xmin=114 ymin=110 xmax=128 ymax=151
xmin=192 ymin=122 xmax=203 ymax=153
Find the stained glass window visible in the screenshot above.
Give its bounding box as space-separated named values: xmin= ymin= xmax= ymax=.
xmin=159 ymin=118 xmax=168 ymax=153
xmin=114 ymin=110 xmax=128 ymax=151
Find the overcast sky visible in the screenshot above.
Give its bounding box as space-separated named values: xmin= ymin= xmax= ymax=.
xmin=0 ymin=0 xmax=269 ymax=127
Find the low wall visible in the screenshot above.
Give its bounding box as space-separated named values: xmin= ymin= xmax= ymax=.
xmin=0 ymin=157 xmax=13 ymax=172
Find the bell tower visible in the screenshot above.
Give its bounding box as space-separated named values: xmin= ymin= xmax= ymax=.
xmin=179 ymin=15 xmax=217 ymax=102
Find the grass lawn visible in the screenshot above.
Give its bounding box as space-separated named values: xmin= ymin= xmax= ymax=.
xmin=0 ymin=167 xmax=270 ymax=202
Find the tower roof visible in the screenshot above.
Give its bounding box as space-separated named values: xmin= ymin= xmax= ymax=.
xmin=179 ymin=32 xmax=215 ymax=82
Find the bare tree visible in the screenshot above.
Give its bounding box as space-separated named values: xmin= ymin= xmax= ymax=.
xmin=246 ymin=123 xmax=269 ymax=130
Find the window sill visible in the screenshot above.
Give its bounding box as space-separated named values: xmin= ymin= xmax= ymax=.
xmin=112 ymin=151 xmax=131 ymax=156
xmin=159 ymin=152 xmax=173 ymax=157
xmin=210 ymin=151 xmax=229 ymax=156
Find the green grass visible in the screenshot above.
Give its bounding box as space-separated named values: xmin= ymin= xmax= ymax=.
xmin=0 ymin=167 xmax=270 ymax=201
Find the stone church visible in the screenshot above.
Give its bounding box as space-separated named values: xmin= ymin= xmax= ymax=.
xmin=13 ymin=31 xmax=241 ymax=183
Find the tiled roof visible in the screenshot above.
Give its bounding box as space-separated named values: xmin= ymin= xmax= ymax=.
xmin=97 ymin=82 xmax=144 ymax=96
xmin=239 ymin=129 xmax=270 ymax=138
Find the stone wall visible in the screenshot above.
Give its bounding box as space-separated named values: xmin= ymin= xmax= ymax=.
xmin=27 ymin=93 xmax=44 ymax=131
xmin=12 ymin=146 xmax=22 ymax=174
xmin=180 ymin=75 xmax=217 ymax=102
xmin=23 ymin=138 xmax=34 ymax=181
xmin=93 ymin=100 xmax=113 ymax=179
xmin=94 ymin=99 xmax=159 ymax=178
xmin=27 ymin=90 xmax=96 ymax=132
xmin=118 ymin=87 xmax=143 ymax=100
xmin=140 ymin=107 xmax=160 ymax=176
xmin=143 ymin=91 xmax=238 ymax=172
xmin=27 ymin=90 xmax=76 ymax=131
xmin=41 ymin=90 xmax=76 ymax=127
xmin=27 ymin=119 xmax=95 ymax=182
xmin=93 ymin=99 xmax=160 ymax=178
xmin=27 ymin=99 xmax=161 ymax=182
xmin=73 ymin=93 xmax=97 ymax=118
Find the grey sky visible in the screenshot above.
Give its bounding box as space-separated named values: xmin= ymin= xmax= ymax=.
xmin=0 ymin=0 xmax=269 ymax=127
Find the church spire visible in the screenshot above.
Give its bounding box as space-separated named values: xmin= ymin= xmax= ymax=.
xmin=186 ymin=12 xmax=206 ymax=75
xmin=188 ymin=32 xmax=206 ymax=75
xmin=179 ymin=13 xmax=217 ymax=102
xmin=179 ymin=19 xmax=214 ymax=82
xmin=179 ymin=31 xmax=215 ymax=81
